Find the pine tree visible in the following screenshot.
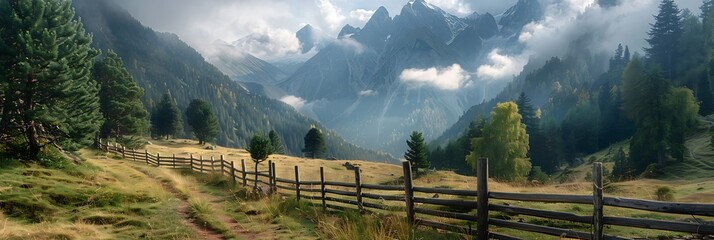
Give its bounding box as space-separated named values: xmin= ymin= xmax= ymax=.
xmin=268 ymin=130 xmax=284 ymax=154
xmin=516 ymin=92 xmax=546 ymax=170
xmin=302 ymin=127 xmax=326 ymax=159
xmin=702 ymin=0 xmax=714 ymax=21
xmin=677 ymin=11 xmax=710 ymax=90
xmin=95 ymin=50 xmax=149 ymax=142
xmin=622 ymin=56 xmax=672 ymax=172
xmin=404 ymin=131 xmax=429 ymax=174
xmin=0 ymin=0 xmax=101 ymax=159
xmin=624 ymin=46 xmax=631 ymax=63
xmin=185 ymin=99 xmax=219 ymax=145
xmin=645 ymin=0 xmax=682 ymax=80
xmin=150 ymin=93 xmax=183 ymax=140
xmin=247 ymin=134 xmax=273 ymax=189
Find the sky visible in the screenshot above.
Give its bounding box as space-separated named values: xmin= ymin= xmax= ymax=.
xmin=116 ymin=0 xmax=517 ymax=60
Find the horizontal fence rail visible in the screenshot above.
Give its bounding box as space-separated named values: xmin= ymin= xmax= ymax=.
xmin=96 ymin=139 xmax=714 ymax=239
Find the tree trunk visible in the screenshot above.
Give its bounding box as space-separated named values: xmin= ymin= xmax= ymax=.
xmin=26 ymin=123 xmax=40 ymax=159
xmin=24 ymin=76 xmax=40 ymax=159
xmin=166 ymin=135 xmax=169 ymax=140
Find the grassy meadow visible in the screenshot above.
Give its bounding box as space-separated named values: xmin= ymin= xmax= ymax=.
xmin=0 ymin=136 xmax=712 ymax=239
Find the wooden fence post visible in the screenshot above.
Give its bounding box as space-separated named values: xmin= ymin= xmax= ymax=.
xmin=122 ymin=146 xmax=126 ymax=158
xmin=172 ymin=154 xmax=176 ymax=168
xmin=355 ymin=166 xmax=363 ymax=212
xmin=476 ymin=157 xmax=489 ymax=240
xmin=220 ymin=155 xmax=225 ymax=176
xmin=241 ymin=159 xmax=247 ymax=186
xmin=157 ymin=153 xmax=161 ymax=167
xmin=230 ymin=161 xmax=236 ymax=185
xmin=271 ymin=162 xmax=277 ymax=194
xmin=98 ymin=138 xmax=102 ymax=150
xmin=295 ymin=166 xmax=301 ymax=202
xmin=190 ymin=154 xmax=194 ymax=171
xmin=268 ymin=160 xmax=274 ymax=194
xmin=402 ymin=161 xmax=415 ymax=224
xmin=320 ymin=167 xmax=326 ymax=210
xmin=132 ymin=148 xmax=136 ymax=161
xmin=199 ymin=156 xmax=204 ymax=173
xmin=593 ymin=162 xmax=604 ymax=240
xmin=114 ymin=142 xmax=118 ymax=152
xmin=145 ymin=150 xmax=149 ymax=164
xmin=211 ymin=156 xmax=215 ymax=173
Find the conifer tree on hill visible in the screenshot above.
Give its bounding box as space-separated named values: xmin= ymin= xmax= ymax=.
xmin=150 ymin=93 xmax=183 ymax=140
xmin=404 ymin=131 xmax=429 ymax=174
xmin=645 ymin=0 xmax=682 ymax=80
xmin=0 ymin=0 xmax=101 ymax=159
xmin=302 ymin=127 xmax=326 ymax=159
xmin=95 ymin=50 xmax=149 ymax=143
xmin=185 ymin=99 xmax=219 ymax=145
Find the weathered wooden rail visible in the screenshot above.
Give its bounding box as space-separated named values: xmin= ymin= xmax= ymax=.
xmin=98 ymin=140 xmax=714 ymax=239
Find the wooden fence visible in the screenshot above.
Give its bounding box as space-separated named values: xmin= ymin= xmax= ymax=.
xmin=97 ymin=140 xmax=714 ymax=240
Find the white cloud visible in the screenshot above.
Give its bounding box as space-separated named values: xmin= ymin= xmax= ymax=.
xmin=476 ymin=49 xmax=528 ymax=81
xmin=280 ymin=95 xmax=307 ymax=110
xmin=316 ymin=0 xmax=346 ymax=31
xmin=399 ymin=64 xmax=471 ymax=90
xmin=349 ymin=9 xmax=375 ymax=22
xmin=231 ymin=27 xmax=301 ymax=61
xmin=427 ymin=0 xmax=473 ymax=15
xmin=358 ymin=89 xmax=376 ymax=96
xmin=335 ymin=38 xmax=366 ymax=54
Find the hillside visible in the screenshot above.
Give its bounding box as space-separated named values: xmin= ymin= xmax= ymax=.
xmin=1 ymin=141 xmax=713 ymax=239
xmin=71 ymin=0 xmax=396 ymax=163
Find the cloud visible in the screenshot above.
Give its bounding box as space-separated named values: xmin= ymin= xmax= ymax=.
xmin=399 ymin=64 xmax=471 ymax=90
xmin=358 ymin=89 xmax=377 ymax=96
xmin=476 ymin=49 xmax=528 ymax=81
xmin=334 ymin=38 xmax=366 ymax=54
xmin=280 ymin=95 xmax=307 ymax=110
xmin=427 ymin=0 xmax=473 ymax=15
xmin=349 ymin=9 xmax=375 ymax=22
xmin=475 ymin=0 xmax=701 ymax=82
xmin=231 ymin=27 xmax=301 ymax=60
xmin=316 ymin=0 xmax=346 ymax=31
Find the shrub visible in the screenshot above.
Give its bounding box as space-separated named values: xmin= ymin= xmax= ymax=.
xmin=655 ymin=186 xmax=674 ymax=201
xmin=528 ymin=166 xmax=550 ymax=183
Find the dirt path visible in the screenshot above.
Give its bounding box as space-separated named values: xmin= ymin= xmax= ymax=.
xmin=128 ymin=166 xmax=226 ymax=240
xmin=128 ymin=164 xmax=263 ymax=240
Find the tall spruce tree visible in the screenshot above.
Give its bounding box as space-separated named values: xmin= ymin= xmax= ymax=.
xmin=404 ymin=131 xmax=429 ymax=173
xmin=302 ymin=127 xmax=326 ymax=159
xmin=94 ymin=50 xmax=148 ymax=142
xmin=185 ymin=99 xmax=219 ymax=145
xmin=645 ymin=0 xmax=682 ymax=80
xmin=150 ymin=93 xmax=183 ymax=140
xmin=0 ymin=0 xmax=101 ymax=159
xmin=622 ymin=56 xmax=672 ymax=172
xmin=677 ymin=11 xmax=710 ymax=91
xmin=268 ymin=130 xmax=284 ymax=154
xmin=516 ymin=92 xmax=546 ymax=171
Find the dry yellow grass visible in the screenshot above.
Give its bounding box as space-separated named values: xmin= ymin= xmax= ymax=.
xmin=111 ymin=138 xmax=714 ymax=239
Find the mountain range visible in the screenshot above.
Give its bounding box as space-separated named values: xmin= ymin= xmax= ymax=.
xmin=210 ymin=0 xmax=544 ymax=156
xmin=72 ymin=0 xmax=397 ymax=163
